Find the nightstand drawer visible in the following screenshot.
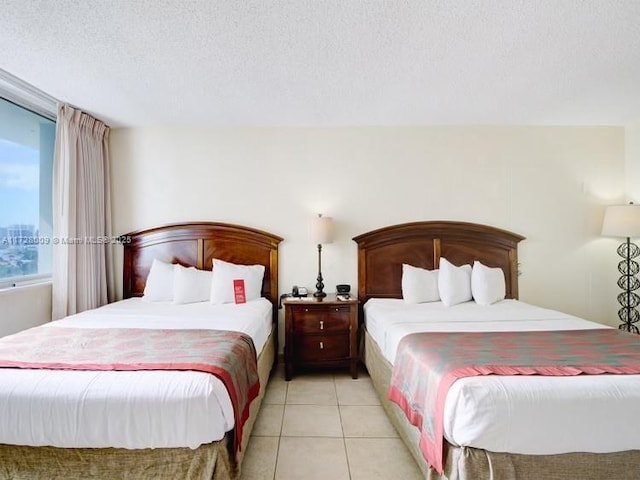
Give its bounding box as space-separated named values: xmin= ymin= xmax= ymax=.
xmin=291 ymin=306 xmax=351 ymax=333
xmin=294 ymin=334 xmax=350 ymax=362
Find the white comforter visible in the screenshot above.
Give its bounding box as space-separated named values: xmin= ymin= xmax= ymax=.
xmin=365 ymin=298 xmax=640 ymax=455
xmin=0 ymin=297 xmax=272 ymax=449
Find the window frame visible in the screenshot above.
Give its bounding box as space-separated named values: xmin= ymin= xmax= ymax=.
xmin=0 ymin=69 xmax=57 ymax=289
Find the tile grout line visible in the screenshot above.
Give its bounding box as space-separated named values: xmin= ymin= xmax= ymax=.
xmin=335 ymin=374 xmax=353 ymax=480
xmin=272 ymin=435 xmax=281 ymax=480
xmin=272 ymin=375 xmax=288 ymax=480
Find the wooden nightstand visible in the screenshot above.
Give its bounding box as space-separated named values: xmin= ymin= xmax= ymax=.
xmin=283 ymin=294 xmax=359 ymax=381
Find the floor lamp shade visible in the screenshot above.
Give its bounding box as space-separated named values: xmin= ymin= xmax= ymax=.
xmin=602 ymin=204 xmax=640 ymax=238
xmin=602 ymin=203 xmax=640 ymax=334
xmin=311 ymin=214 xmax=333 ymax=298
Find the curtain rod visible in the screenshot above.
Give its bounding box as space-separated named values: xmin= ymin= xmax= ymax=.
xmin=0 ymin=68 xmax=58 ymax=121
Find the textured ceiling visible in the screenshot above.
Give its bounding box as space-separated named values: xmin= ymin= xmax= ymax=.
xmin=1 ymin=0 xmax=639 ymax=128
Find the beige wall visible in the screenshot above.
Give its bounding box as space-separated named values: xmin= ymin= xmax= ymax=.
xmin=0 ymin=282 xmax=52 ymax=337
xmin=109 ymin=126 xmax=626 ymax=346
xmin=626 ymin=124 xmax=640 ymax=201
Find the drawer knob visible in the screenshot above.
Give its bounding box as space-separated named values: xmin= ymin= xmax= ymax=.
xmin=304 ymin=308 xmax=309 ymax=312
xmin=319 ymin=320 xmax=324 ymax=330
xmin=335 ymin=308 xmax=339 ymax=312
xmin=320 ymin=341 xmax=324 ymax=349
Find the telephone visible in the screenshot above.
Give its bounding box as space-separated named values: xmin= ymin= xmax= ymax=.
xmin=336 ymin=284 xmax=351 ymax=301
xmin=292 ymin=285 xmax=308 ymax=297
xmin=278 ymin=286 xmax=309 ymax=309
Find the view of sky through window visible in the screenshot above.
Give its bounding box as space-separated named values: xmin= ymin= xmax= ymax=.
xmin=0 ymin=139 xmax=39 ymax=227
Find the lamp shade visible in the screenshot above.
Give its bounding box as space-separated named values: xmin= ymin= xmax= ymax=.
xmin=311 ymin=214 xmax=334 ymax=244
xmin=602 ymin=204 xmax=640 ymax=238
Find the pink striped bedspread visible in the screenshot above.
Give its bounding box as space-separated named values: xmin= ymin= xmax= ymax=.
xmin=0 ymin=326 xmax=260 ymax=457
xmin=388 ymin=328 xmax=640 ymax=474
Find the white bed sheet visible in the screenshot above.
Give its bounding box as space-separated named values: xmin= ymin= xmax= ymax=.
xmin=364 ymin=298 xmax=640 ymax=455
xmin=0 ymin=297 xmax=272 ymax=450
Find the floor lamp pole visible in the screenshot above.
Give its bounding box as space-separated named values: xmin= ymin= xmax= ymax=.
xmin=617 ymin=236 xmax=640 ymax=334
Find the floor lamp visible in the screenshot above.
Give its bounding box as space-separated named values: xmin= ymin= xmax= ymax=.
xmin=602 ymin=203 xmax=640 ymax=334
xmin=311 ymin=214 xmax=333 ymax=298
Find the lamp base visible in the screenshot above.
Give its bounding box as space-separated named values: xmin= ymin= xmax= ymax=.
xmin=314 ymin=243 xmax=327 ymax=298
xmin=314 ymin=273 xmax=326 ymax=298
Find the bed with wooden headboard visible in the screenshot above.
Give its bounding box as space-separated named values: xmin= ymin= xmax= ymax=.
xmin=0 ymin=222 xmax=282 ymax=480
xmin=354 ymin=221 xmax=640 ymax=480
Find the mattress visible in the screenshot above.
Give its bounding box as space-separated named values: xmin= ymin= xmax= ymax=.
xmin=364 ymin=298 xmax=640 ymax=455
xmin=0 ymin=297 xmax=273 ymax=450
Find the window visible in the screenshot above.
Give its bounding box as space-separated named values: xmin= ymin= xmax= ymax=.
xmin=0 ymin=97 xmax=55 ymax=287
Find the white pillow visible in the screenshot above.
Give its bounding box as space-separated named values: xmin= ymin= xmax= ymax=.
xmin=472 ymin=260 xmax=506 ymax=306
xmin=173 ymin=264 xmax=212 ymax=304
xmin=402 ymin=264 xmax=440 ymax=303
xmin=210 ymin=258 xmax=265 ymax=304
xmin=143 ymin=258 xmax=175 ymax=302
xmin=437 ymin=257 xmax=472 ymax=307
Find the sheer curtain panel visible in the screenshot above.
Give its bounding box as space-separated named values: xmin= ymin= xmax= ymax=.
xmin=52 ymin=104 xmax=114 ymax=319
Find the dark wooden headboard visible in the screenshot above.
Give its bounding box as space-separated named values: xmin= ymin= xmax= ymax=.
xmin=122 ymin=222 xmax=283 ymax=309
xmin=352 ymin=221 xmax=525 ymax=304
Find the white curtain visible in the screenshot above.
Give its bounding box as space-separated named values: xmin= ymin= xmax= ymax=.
xmin=52 ymin=104 xmax=114 ymax=320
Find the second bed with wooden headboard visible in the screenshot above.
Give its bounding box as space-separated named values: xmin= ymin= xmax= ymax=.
xmin=354 ymin=220 xmax=640 ymax=480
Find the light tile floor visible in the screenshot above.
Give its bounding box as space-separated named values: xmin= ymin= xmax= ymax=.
xmin=241 ymin=364 xmax=423 ymax=480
